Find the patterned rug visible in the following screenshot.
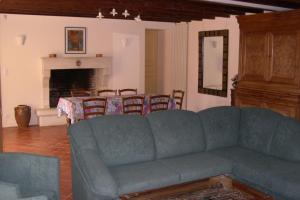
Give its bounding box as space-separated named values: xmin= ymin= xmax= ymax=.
xmin=148 ymin=183 xmax=255 ymax=200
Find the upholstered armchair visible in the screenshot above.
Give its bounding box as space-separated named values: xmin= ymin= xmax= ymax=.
xmin=0 ymin=153 xmax=60 ymax=200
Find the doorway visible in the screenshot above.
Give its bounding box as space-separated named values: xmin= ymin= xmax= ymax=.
xmin=145 ymin=29 xmax=165 ymax=94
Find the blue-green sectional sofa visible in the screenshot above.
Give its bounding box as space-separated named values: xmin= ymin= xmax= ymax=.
xmin=68 ymin=106 xmax=300 ymax=200
xmin=0 ymin=153 xmax=60 ymax=200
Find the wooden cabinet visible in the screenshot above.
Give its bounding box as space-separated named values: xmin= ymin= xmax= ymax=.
xmin=235 ymin=88 xmax=300 ymax=119
xmin=240 ymin=32 xmax=269 ymax=82
xmin=235 ymin=10 xmax=300 ymax=120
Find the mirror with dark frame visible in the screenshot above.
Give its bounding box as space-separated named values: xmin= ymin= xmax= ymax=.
xmin=198 ymin=30 xmax=229 ymax=97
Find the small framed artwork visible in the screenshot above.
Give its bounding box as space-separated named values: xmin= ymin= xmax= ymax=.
xmin=65 ymin=27 xmax=86 ymax=54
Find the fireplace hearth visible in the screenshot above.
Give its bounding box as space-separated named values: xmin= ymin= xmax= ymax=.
xmin=49 ymin=68 xmax=95 ymax=107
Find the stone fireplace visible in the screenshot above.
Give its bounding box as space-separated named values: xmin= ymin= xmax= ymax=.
xmin=49 ymin=68 xmax=96 ymax=108
xmin=36 ymin=56 xmax=111 ymax=126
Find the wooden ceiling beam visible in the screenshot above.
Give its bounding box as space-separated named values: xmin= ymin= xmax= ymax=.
xmin=87 ymin=0 xmax=261 ymax=15
xmin=231 ymin=0 xmax=300 ymax=9
xmin=0 ymin=0 xmax=266 ymax=22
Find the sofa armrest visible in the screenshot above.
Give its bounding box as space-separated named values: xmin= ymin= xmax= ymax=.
xmin=0 ymin=153 xmax=59 ymax=199
xmin=71 ymin=146 xmax=118 ymax=200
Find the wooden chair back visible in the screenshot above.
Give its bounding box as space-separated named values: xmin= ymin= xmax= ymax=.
xmin=97 ymin=89 xmax=117 ymax=96
xmin=82 ymin=98 xmax=107 ymax=119
xmin=71 ymin=90 xmax=91 ymax=97
xmin=172 ymin=90 xmax=185 ymax=109
xmin=149 ymin=95 xmax=170 ymax=112
xmin=122 ymin=96 xmax=145 ymax=115
xmin=118 ymin=88 xmax=138 ymax=96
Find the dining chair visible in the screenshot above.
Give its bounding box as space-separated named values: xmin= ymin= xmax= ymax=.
xmin=122 ymin=96 xmax=145 ymax=115
xmin=97 ymin=89 xmax=117 ymax=96
xmin=82 ymin=98 xmax=107 ymax=119
xmin=71 ymin=90 xmax=91 ymax=97
xmin=149 ymin=95 xmax=170 ymax=112
xmin=172 ymin=90 xmax=185 ymax=109
xmin=118 ymin=88 xmax=138 ymax=96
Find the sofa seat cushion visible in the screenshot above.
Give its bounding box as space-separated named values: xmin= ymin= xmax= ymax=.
xmin=212 ymin=147 xmax=300 ymax=200
xmin=20 ymin=190 xmax=55 ymax=200
xmin=110 ymin=160 xmax=180 ymax=195
xmin=0 ymin=181 xmax=20 ymax=200
xmin=19 ymin=195 xmax=48 ymax=200
xmin=147 ymin=110 xmax=206 ymax=159
xmin=0 ymin=181 xmax=51 ymax=200
xmin=158 ymin=152 xmax=232 ymax=182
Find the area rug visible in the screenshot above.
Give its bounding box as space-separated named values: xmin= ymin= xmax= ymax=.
xmin=148 ymin=183 xmax=255 ymax=200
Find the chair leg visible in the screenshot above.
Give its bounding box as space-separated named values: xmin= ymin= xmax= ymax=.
xmin=66 ymin=118 xmax=71 ymax=126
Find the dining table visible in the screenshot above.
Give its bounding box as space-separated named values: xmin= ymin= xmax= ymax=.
xmin=57 ymin=94 xmax=177 ymax=124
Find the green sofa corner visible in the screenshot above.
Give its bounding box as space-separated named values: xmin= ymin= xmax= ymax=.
xmin=68 ymin=106 xmax=300 ymax=200
xmin=0 ymin=153 xmax=60 ymax=200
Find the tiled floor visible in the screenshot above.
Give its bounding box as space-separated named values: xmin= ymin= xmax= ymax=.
xmin=3 ymin=125 xmax=72 ymax=200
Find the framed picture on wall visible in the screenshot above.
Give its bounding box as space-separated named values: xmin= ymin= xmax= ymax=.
xmin=65 ymin=27 xmax=86 ymax=54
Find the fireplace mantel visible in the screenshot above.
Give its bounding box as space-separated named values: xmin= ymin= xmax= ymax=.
xmin=41 ymin=56 xmax=112 ymax=109
xmin=41 ymin=57 xmax=112 ymax=71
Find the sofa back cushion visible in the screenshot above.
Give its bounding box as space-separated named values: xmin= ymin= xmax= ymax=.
xmin=198 ymin=106 xmax=241 ymax=150
xmin=239 ymin=107 xmax=283 ymax=154
xmin=84 ymin=115 xmax=155 ymax=166
xmin=147 ymin=110 xmax=206 ymax=159
xmin=270 ymin=117 xmax=300 ymax=162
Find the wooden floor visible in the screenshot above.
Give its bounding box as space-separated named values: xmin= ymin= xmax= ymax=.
xmin=3 ymin=125 xmax=72 ymax=200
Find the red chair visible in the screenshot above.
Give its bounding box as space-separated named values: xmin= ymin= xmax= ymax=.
xmin=82 ymin=98 xmax=107 ymax=119
xmin=71 ymin=90 xmax=91 ymax=97
xmin=97 ymin=89 xmax=117 ymax=96
xmin=118 ymin=89 xmax=138 ymax=96
xmin=172 ymin=90 xmax=185 ymax=109
xmin=122 ymin=96 xmax=145 ymax=115
xmin=149 ymin=95 xmax=170 ymax=112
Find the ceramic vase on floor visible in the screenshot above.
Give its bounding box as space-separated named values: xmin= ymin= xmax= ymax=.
xmin=14 ymin=105 xmax=31 ymax=128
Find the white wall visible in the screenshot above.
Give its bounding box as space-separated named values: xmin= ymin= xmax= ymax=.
xmin=187 ymin=16 xmax=240 ymax=111
xmin=0 ymin=14 xmax=175 ymax=127
xmin=112 ymin=33 xmax=141 ymax=91
xmin=169 ymin=23 xmax=188 ymax=108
